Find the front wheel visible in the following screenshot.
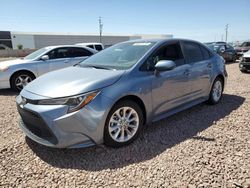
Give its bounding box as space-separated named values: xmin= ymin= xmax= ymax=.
xmin=207 ymin=77 xmax=223 ymax=105
xmin=10 ymin=72 xmax=35 ymax=91
xmin=104 ymin=100 xmax=144 ymax=147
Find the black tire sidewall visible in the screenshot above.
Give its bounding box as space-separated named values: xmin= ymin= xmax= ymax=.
xmin=104 ymin=100 xmax=144 ymax=147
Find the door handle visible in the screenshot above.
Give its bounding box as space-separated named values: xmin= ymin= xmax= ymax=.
xmin=207 ymin=63 xmax=212 ymax=69
xmin=64 ymin=60 xmax=70 ymax=63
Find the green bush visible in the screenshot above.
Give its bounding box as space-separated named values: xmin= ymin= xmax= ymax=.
xmin=17 ymin=44 xmax=23 ymax=50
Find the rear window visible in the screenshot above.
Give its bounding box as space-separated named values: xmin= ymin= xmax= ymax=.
xmin=183 ymin=42 xmax=203 ymax=63
xmin=200 ymin=46 xmax=211 ymax=60
xmin=95 ymin=45 xmax=103 ymax=51
xmin=87 ymin=45 xmax=94 ymax=49
xmin=71 ymin=47 xmax=92 ymax=57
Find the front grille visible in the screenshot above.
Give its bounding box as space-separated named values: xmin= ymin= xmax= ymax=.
xmin=17 ymin=105 xmax=58 ymax=144
xmin=244 ymin=57 xmax=250 ymax=62
xmin=243 ymin=65 xmax=250 ymax=69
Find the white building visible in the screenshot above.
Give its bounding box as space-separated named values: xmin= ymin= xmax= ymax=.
xmin=6 ymin=31 xmax=173 ymax=49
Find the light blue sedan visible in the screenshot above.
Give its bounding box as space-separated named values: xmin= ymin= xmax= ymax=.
xmin=0 ymin=45 xmax=96 ymax=91
xmin=16 ymin=39 xmax=227 ymax=148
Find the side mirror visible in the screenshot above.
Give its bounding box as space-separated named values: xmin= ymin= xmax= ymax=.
xmin=219 ymin=47 xmax=225 ymax=53
xmin=155 ymin=60 xmax=176 ymax=72
xmin=41 ymin=55 xmax=49 ymax=61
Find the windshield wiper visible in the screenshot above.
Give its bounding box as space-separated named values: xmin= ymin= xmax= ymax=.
xmin=81 ymin=65 xmax=115 ymax=70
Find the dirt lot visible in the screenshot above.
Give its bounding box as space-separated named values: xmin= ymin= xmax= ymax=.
xmin=0 ymin=62 xmax=249 ymax=187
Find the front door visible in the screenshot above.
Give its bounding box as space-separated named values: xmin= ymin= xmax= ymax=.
xmin=148 ymin=42 xmax=192 ymax=117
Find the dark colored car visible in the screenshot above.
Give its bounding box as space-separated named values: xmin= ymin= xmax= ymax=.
xmin=239 ymin=50 xmax=250 ymax=73
xmin=205 ymin=42 xmax=237 ymax=62
xmin=235 ymin=41 xmax=250 ymax=59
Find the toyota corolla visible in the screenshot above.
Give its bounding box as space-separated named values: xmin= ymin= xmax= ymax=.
xmin=16 ymin=39 xmax=227 ymax=148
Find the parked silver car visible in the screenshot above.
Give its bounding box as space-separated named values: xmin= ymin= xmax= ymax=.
xmin=0 ymin=45 xmax=97 ymax=91
xmin=16 ymin=39 xmax=227 ymax=148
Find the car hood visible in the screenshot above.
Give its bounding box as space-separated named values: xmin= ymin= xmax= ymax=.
xmin=235 ymin=46 xmax=250 ymax=51
xmin=23 ymin=66 xmax=125 ymax=98
xmin=243 ymin=50 xmax=250 ymax=58
xmin=0 ymin=59 xmax=31 ymax=68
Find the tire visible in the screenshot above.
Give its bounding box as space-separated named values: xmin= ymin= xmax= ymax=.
xmin=207 ymin=77 xmax=224 ymax=105
xmin=104 ymin=100 xmax=144 ymax=147
xmin=10 ymin=71 xmax=35 ymax=92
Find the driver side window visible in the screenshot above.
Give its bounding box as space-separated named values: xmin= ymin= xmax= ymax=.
xmin=46 ymin=47 xmax=71 ymax=60
xmin=142 ymin=43 xmax=185 ymax=71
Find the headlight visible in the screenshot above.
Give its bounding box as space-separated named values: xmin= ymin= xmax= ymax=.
xmin=37 ymin=91 xmax=99 ymax=113
xmin=0 ymin=66 xmax=9 ymax=72
xmin=240 ymin=57 xmax=245 ymax=62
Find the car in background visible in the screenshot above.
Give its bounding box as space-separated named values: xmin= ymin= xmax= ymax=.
xmin=205 ymin=42 xmax=237 ymax=62
xmin=75 ymin=43 xmax=104 ymax=51
xmin=16 ymin=39 xmax=227 ymax=148
xmin=239 ymin=50 xmax=250 ymax=73
xmin=235 ymin=41 xmax=250 ymax=59
xmin=0 ymin=45 xmax=97 ymax=91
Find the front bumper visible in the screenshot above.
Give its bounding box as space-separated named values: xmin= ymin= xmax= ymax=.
xmin=0 ymin=71 xmax=11 ymax=89
xmin=16 ymin=91 xmax=113 ymax=148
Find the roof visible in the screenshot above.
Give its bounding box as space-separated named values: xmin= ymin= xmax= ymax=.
xmin=75 ymin=43 xmax=103 ymax=46
xmin=123 ymin=38 xmax=204 ymax=44
xmin=44 ymin=45 xmax=97 ymax=52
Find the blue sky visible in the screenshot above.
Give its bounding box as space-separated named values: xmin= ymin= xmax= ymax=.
xmin=0 ymin=0 xmax=249 ymax=42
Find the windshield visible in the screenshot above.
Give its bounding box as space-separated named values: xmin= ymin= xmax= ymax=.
xmin=24 ymin=47 xmax=48 ymax=60
xmin=240 ymin=42 xmax=250 ymax=47
xmin=79 ymin=41 xmax=156 ymax=70
xmin=206 ymin=44 xmax=222 ymax=52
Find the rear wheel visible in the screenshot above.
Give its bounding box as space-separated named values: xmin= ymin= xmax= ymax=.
xmin=207 ymin=77 xmax=223 ymax=105
xmin=10 ymin=72 xmax=35 ymax=91
xmin=104 ymin=100 xmax=143 ymax=147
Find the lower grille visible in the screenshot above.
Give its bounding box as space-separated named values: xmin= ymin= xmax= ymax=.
xmin=17 ymin=105 xmax=58 ymax=144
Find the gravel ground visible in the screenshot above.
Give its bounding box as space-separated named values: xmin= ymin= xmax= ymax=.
xmin=0 ymin=63 xmax=249 ymax=188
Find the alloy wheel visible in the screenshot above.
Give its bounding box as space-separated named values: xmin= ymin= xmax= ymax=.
xmin=108 ymin=106 xmax=139 ymax=143
xmin=15 ymin=75 xmax=33 ymax=90
xmin=212 ymin=80 xmax=222 ymax=102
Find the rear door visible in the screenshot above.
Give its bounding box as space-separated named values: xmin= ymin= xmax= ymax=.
xmin=46 ymin=47 xmax=72 ymax=72
xmin=182 ymin=41 xmax=211 ymax=100
xmin=69 ymin=47 xmax=93 ymax=65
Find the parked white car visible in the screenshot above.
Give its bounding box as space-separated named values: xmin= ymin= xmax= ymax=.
xmin=0 ymin=45 xmax=97 ymax=91
xmin=75 ymin=43 xmax=104 ymax=51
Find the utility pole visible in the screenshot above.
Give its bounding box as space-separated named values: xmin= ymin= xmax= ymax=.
xmin=225 ymin=24 xmax=229 ymax=42
xmin=99 ymin=16 xmax=103 ymax=43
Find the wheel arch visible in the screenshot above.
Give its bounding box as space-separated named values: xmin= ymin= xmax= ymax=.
xmin=9 ymin=69 xmax=36 ymax=86
xmin=110 ymin=95 xmax=147 ymax=125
